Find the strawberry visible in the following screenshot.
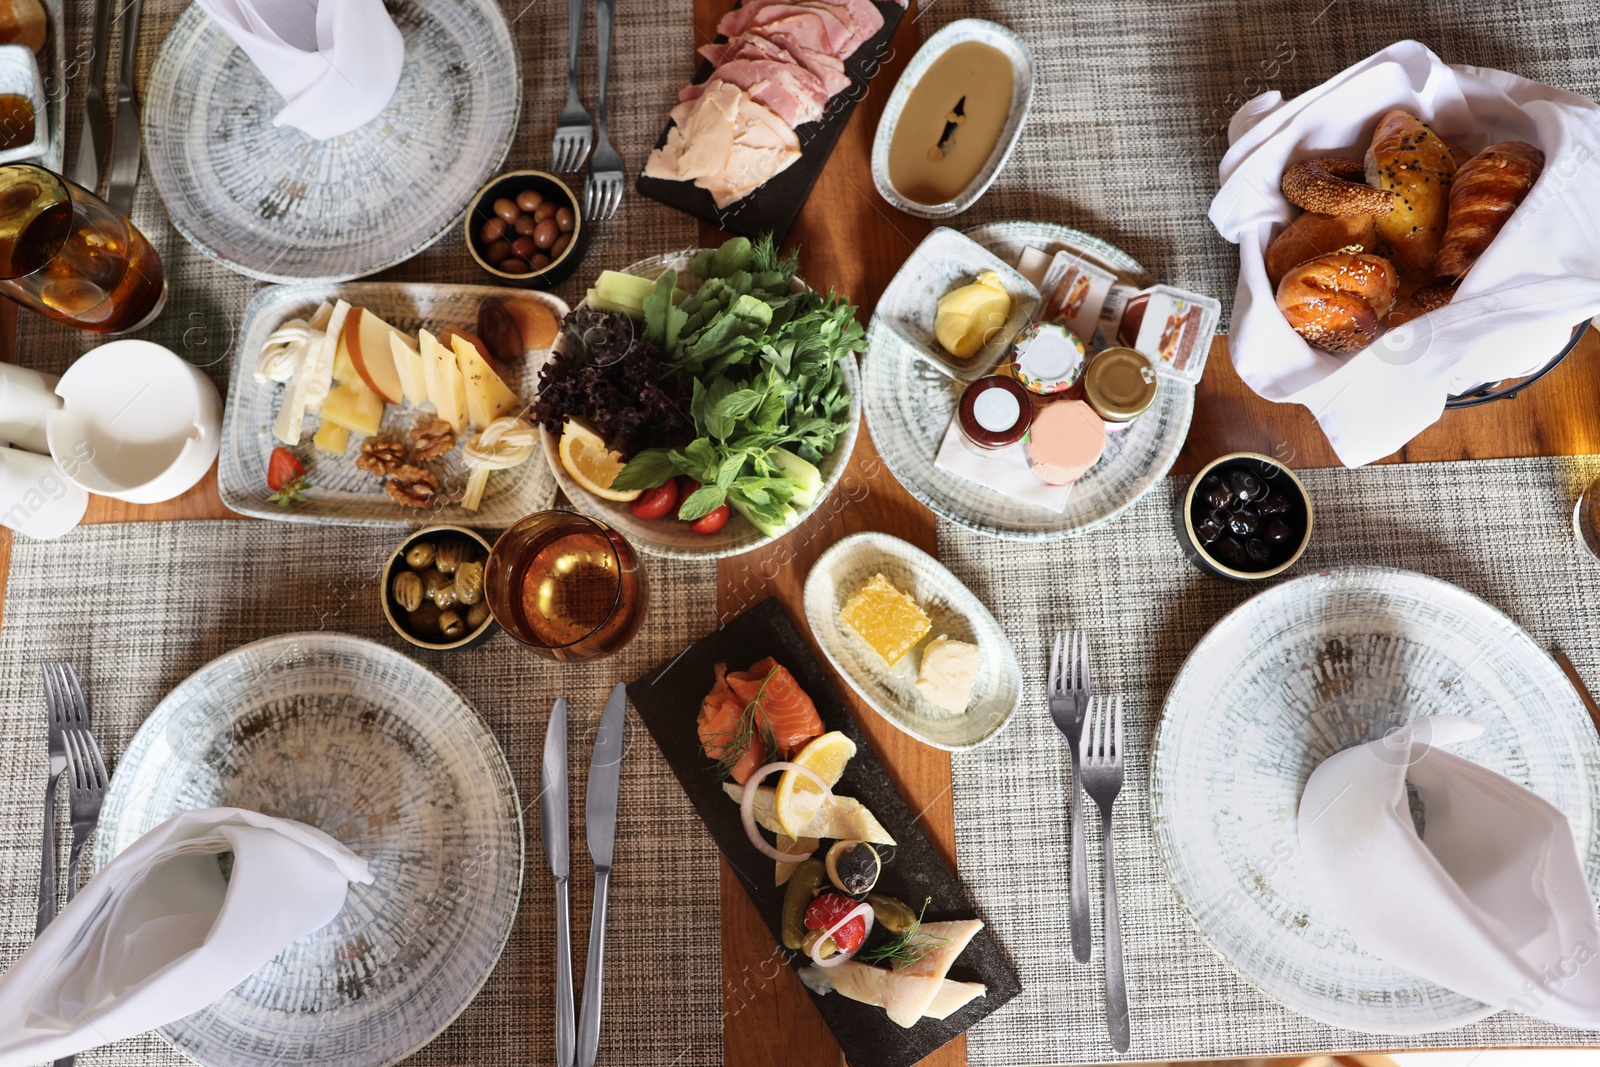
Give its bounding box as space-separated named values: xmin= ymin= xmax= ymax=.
xmin=267 ymin=447 xmax=310 ymax=507
xmin=804 ymin=893 xmax=867 ymax=954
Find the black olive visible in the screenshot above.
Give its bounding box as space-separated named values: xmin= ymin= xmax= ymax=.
xmin=1196 ymin=514 xmax=1225 ymax=542
xmin=1228 ymin=509 xmax=1260 ymax=538
xmin=1245 ymin=538 xmax=1272 ymax=564
xmin=1228 ymin=469 xmax=1264 ymax=500
xmin=1204 ymin=481 xmax=1233 ymax=510
xmin=1265 ymin=518 xmax=1295 ymax=544
xmin=1259 ymin=493 xmax=1291 ymax=516
xmin=826 ymin=841 xmax=881 ymax=895
xmin=1213 ymin=537 xmax=1246 ymax=567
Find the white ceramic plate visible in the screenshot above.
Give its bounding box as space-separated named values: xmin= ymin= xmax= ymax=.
xmin=803 ymin=531 xmax=1020 ymax=749
xmin=143 ymin=0 xmax=519 ymax=282
xmin=864 ymin=220 xmax=1195 ymax=539
xmin=1151 ymin=567 xmax=1600 ymax=1034
xmin=537 ymin=250 xmax=863 ymax=560
xmin=220 ymin=282 xmax=563 ymax=527
xmin=873 ymin=226 xmax=1040 ymax=382
xmin=870 ymin=19 xmax=1033 ymax=218
xmin=92 ymin=633 xmax=523 ymax=1067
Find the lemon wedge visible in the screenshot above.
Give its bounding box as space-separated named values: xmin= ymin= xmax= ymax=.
xmin=775 ymin=730 xmax=857 ymax=837
xmin=558 ymin=421 xmax=640 ymax=502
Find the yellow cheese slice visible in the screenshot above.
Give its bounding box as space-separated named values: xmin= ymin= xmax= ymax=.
xmin=450 ymin=334 xmax=520 ymax=430
xmin=389 ymin=332 xmax=429 ymax=406
xmin=419 ymin=329 xmax=466 ymax=433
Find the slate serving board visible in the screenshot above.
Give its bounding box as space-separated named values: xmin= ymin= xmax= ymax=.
xmin=634 ymin=0 xmax=909 ymax=243
xmin=627 ymin=596 xmax=1021 ymax=1067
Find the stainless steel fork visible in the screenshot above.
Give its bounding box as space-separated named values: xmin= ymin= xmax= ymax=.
xmin=59 ymin=664 xmax=107 ymax=905
xmin=582 ymin=0 xmax=622 ymax=220
xmin=550 ymin=0 xmax=592 ymax=172
xmin=1047 ymin=630 xmax=1092 ymax=963
xmin=1080 ymin=694 xmax=1130 ymax=1053
xmin=36 ymin=663 xmax=72 ymax=936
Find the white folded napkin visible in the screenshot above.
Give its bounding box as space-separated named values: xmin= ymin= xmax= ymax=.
xmin=0 ymin=808 xmax=373 ymax=1067
xmin=195 ymin=0 xmax=404 ymax=140
xmin=933 ymin=417 xmax=1073 ymax=514
xmin=1210 ymin=40 xmax=1600 ymax=467
xmin=1299 ymin=715 xmax=1600 ymax=1028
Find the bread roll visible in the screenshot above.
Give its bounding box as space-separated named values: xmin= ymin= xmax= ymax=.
xmin=0 ymin=0 xmax=46 ymax=52
xmin=1276 ymin=252 xmax=1399 ymax=353
xmin=1364 ymin=110 xmax=1457 ymax=272
xmin=1433 ymin=140 xmax=1544 ymax=279
xmin=1265 ymin=211 xmax=1377 ymax=288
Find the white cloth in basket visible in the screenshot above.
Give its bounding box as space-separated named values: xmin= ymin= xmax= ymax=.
xmin=1210 ymin=40 xmax=1600 ymax=467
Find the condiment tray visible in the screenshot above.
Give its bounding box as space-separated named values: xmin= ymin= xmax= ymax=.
xmin=803 ymin=532 xmax=1020 ymax=750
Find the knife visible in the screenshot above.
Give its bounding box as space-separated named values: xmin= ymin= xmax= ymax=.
xmin=541 ymin=699 xmax=575 ymax=1067
xmin=104 ymin=0 xmax=145 ymax=215
xmin=576 ymin=682 xmax=626 ymax=1067
xmin=68 ymin=0 xmax=116 ymax=193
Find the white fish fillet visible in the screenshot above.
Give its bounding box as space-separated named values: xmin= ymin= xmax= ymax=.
xmin=723 ymin=782 xmax=896 ymax=844
xmin=884 ymin=920 xmax=984 ymax=1027
xmin=798 ymin=961 xmax=986 ymax=1024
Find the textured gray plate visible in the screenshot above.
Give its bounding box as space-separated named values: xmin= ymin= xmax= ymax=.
xmin=91 ymin=632 xmax=524 ymax=1067
xmin=1151 ymin=567 xmax=1600 ymax=1034
xmin=143 ymin=0 xmax=519 ymax=282
xmin=221 ymin=281 xmax=562 ymax=527
xmin=863 ymin=220 xmax=1195 ymax=540
xmin=537 ymin=250 xmax=862 ymax=560
xmin=803 ymin=531 xmax=1020 ymax=749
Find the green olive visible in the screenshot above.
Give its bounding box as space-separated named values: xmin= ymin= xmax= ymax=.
xmin=780 ymin=859 xmax=826 ymax=951
xmin=439 ymin=610 xmax=466 ymax=640
xmin=435 ymin=539 xmax=475 ymax=575
xmin=391 ymin=570 xmax=424 ymax=613
xmin=431 ymin=580 xmax=459 ymax=609
xmin=466 ymin=601 xmax=491 ymax=630
xmin=866 ymin=893 xmax=917 ymax=934
xmin=405 ymin=542 xmax=436 ymax=570
xmin=408 ymin=603 xmax=442 ymax=636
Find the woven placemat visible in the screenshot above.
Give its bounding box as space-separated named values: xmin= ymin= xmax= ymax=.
xmin=0 ymin=520 xmax=721 ymax=1067
xmin=941 ymin=453 xmax=1600 ymax=1064
xmin=915 ymin=0 xmax=1600 ymax=327
xmin=14 ymin=0 xmax=696 ymax=378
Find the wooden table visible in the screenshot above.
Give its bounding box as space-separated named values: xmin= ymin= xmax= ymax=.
xmin=3 ymin=1 xmax=1598 ymax=1063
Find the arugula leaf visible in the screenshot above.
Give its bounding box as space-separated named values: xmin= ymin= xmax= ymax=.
xmin=610 ymin=448 xmax=677 ymax=492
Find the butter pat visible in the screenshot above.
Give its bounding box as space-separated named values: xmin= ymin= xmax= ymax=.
xmin=935 ymin=271 xmax=1011 ymax=358
xmin=916 ymin=635 xmax=980 ymax=713
xmin=839 ymin=574 xmax=931 ymax=666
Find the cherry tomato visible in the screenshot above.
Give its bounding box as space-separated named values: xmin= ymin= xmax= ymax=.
xmin=628 ymin=480 xmax=679 ymax=521
xmin=690 ymin=504 xmax=730 ymax=535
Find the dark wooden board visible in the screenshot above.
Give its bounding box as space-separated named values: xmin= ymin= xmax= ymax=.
xmin=627 ymin=596 xmax=1022 ymax=1067
xmin=635 ymin=0 xmax=909 ymax=243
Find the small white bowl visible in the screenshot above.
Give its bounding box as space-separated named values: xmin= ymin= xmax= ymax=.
xmin=803 ymin=531 xmax=1022 ymax=750
xmin=0 ymin=45 xmax=48 ymax=165
xmin=47 ymin=340 xmax=223 ymax=504
xmin=873 ymin=226 xmax=1040 ymax=381
xmin=871 ymin=19 xmax=1034 ymax=219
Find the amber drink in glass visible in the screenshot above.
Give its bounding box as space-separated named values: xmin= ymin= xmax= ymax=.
xmin=485 ymin=511 xmax=647 ymax=661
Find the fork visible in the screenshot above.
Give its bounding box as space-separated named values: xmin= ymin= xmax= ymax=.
xmin=1048 ymin=631 xmax=1092 ymax=964
xmin=36 ymin=663 xmax=73 ymax=936
xmin=60 ymin=667 xmax=108 ymax=903
xmin=1080 ymin=694 xmax=1130 ymax=1053
xmin=550 ymin=0 xmax=592 ymax=172
xmin=582 ymin=0 xmax=623 ymax=220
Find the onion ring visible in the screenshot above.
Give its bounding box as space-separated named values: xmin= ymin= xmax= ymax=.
xmin=740 ymin=761 xmax=831 ymax=863
xmin=808 ymin=900 xmax=876 ymax=969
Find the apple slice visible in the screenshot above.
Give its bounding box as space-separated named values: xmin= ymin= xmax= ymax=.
xmin=389 ymin=332 xmax=429 ymax=406
xmin=450 ymin=334 xmax=521 ymax=429
xmin=344 ymin=307 xmax=407 ymax=403
xmin=419 ymin=329 xmax=467 ymax=433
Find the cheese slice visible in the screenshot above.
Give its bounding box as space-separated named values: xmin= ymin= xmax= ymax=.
xmin=320 ymin=381 xmax=385 ymax=437
xmin=451 ymin=334 xmax=520 ymax=429
xmin=303 ymin=299 xmax=351 ymax=413
xmin=390 ymin=332 xmax=429 ymax=406
xmin=419 ymin=329 xmax=466 ymax=433
xmin=312 ymin=421 xmax=351 ymax=455
xmin=270 ymin=302 xmax=340 ymax=445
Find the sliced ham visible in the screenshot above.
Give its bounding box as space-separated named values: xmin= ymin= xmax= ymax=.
xmin=718 ymin=0 xmax=855 ymax=56
xmin=699 ymin=34 xmax=851 ymax=99
xmin=646 ymin=80 xmax=801 ymax=209
xmin=700 ymin=57 xmax=829 ymax=128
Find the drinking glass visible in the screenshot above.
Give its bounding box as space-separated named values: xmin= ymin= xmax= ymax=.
xmin=485 ymin=510 xmax=647 ymax=661
xmin=1577 ymin=474 xmax=1600 ymax=563
xmin=0 ymin=163 xmax=166 ymax=333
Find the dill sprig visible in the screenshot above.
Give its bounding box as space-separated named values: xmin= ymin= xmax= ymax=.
xmin=857 ymin=898 xmax=950 ymax=967
xmin=705 ymin=668 xmax=778 ymax=781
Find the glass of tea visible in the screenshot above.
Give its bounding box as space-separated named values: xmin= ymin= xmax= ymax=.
xmin=1577 ymin=474 xmax=1600 ymax=563
xmin=485 ymin=510 xmax=648 ymax=661
xmin=0 ymin=163 xmax=167 ymax=333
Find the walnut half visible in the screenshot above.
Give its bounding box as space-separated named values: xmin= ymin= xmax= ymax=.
xmin=357 ymin=437 xmax=408 ymax=477
xmin=408 ymin=416 xmax=456 ymax=461
xmin=384 ymin=465 xmax=441 ymax=509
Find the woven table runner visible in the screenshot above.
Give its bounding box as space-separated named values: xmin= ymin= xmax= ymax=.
xmin=0 ymin=521 xmax=721 ymax=1067
xmin=915 ymin=0 xmax=1600 ymax=326
xmin=941 ymin=453 xmax=1600 ymax=1064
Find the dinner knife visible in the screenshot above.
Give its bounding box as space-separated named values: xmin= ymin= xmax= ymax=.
xmin=69 ymin=0 xmax=116 ymax=193
xmin=105 ymin=0 xmax=145 ymax=215
xmin=541 ymin=699 xmax=575 ymax=1067
xmin=576 ymin=682 xmax=626 ymax=1067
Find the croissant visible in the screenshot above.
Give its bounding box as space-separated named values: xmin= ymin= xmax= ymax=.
xmin=1276 ymin=252 xmax=1399 ymax=353
xmin=1433 ymin=141 xmax=1544 ymax=279
xmin=1364 ymin=110 xmax=1457 ymax=272
xmin=1265 ymin=211 xmax=1377 ymax=287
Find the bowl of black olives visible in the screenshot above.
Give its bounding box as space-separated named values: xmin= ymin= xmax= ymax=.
xmin=382 ymin=525 xmax=497 ymax=649
xmin=1175 ymin=453 xmax=1313 ymax=581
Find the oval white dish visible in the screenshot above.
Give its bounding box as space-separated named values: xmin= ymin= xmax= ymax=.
xmin=803 ymin=531 xmax=1021 ymax=750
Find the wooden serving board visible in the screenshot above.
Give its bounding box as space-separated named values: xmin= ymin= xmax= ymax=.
xmin=635 ymin=0 xmax=909 ymax=243
xmin=627 ymin=596 xmax=1022 ymax=1067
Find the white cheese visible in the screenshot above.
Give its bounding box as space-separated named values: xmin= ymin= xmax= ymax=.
xmin=915 ymin=635 xmax=980 ymax=714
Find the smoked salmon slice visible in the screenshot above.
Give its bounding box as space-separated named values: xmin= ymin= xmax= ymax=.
xmin=697 ymin=658 xmax=824 ymax=783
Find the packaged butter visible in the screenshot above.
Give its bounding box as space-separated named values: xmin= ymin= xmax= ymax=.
xmin=1004 ymin=322 xmax=1085 ymax=396
xmin=1038 ymin=252 xmax=1118 ymax=348
xmin=1116 ymin=284 xmax=1220 ymax=385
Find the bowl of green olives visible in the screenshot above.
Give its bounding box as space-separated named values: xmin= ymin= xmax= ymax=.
xmin=382 ymin=525 xmax=497 ymax=649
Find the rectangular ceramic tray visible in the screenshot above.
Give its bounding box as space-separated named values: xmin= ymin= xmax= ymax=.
xmin=634 ymin=0 xmax=907 ymax=243
xmin=219 ymin=282 xmax=563 ymax=528
xmin=627 ymin=596 xmax=1021 ymax=1067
